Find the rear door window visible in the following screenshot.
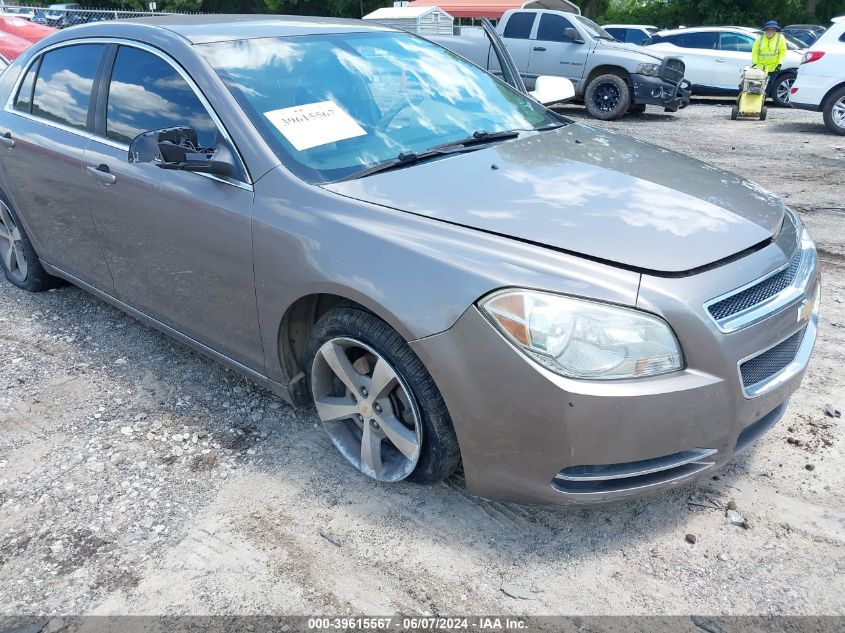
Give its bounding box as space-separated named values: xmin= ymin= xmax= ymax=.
xmin=681 ymin=32 xmax=718 ymax=49
xmin=502 ymin=12 xmax=535 ymax=39
xmin=14 ymin=57 xmax=40 ymax=113
xmin=105 ymin=45 xmax=217 ymax=147
xmin=31 ymin=44 xmax=105 ymax=130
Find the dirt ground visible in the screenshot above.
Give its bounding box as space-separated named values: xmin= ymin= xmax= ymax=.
xmin=1 ymin=101 xmax=843 ymax=617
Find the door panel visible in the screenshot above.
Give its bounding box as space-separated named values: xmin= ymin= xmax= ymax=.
xmin=82 ymin=141 xmax=262 ymax=369
xmin=0 ymin=43 xmax=113 ymax=291
xmin=81 ymin=45 xmax=263 ymax=370
xmin=715 ymin=33 xmax=755 ymax=89
xmin=526 ymin=13 xmax=589 ymax=91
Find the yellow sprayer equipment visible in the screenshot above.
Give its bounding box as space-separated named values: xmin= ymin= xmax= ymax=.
xmin=732 ymin=67 xmax=768 ymax=121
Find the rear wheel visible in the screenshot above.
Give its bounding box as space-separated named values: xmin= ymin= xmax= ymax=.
xmin=306 ymin=306 xmax=461 ymax=484
xmin=584 ymin=73 xmax=631 ymax=121
xmin=771 ymin=72 xmax=796 ymax=107
xmin=731 ymin=106 xmax=739 ymax=120
xmin=823 ymin=87 xmax=845 ymax=136
xmin=0 ymin=197 xmax=62 ymax=292
xmin=760 ymin=106 xmax=768 ymax=121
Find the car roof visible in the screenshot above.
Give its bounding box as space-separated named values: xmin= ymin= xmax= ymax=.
xmin=602 ymin=24 xmax=657 ymax=29
xmin=655 ymin=26 xmax=752 ymax=36
xmin=55 ymin=14 xmax=393 ymax=45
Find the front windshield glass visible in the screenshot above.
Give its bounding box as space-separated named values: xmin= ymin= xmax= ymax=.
xmin=198 ymin=32 xmax=556 ymax=184
xmin=574 ymin=15 xmax=613 ymax=39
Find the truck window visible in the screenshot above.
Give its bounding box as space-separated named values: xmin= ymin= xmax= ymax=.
xmin=502 ymin=12 xmax=535 ymax=39
xmin=536 ymin=13 xmax=574 ymax=42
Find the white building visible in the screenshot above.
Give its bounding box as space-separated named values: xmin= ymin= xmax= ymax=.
xmin=363 ymin=4 xmax=455 ymax=36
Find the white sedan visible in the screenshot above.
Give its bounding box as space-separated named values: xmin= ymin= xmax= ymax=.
xmin=646 ymin=26 xmax=804 ymax=106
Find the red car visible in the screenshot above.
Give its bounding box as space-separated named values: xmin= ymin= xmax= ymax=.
xmin=0 ymin=16 xmax=56 ymax=61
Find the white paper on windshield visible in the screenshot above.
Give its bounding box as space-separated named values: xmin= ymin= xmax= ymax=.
xmin=264 ymin=101 xmax=366 ymax=151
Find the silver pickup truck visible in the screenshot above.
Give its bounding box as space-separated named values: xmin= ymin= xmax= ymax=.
xmin=433 ymin=8 xmax=691 ymax=120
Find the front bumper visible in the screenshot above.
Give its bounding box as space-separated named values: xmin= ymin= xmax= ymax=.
xmin=410 ymin=231 xmax=819 ymax=507
xmin=631 ymin=74 xmax=691 ymax=111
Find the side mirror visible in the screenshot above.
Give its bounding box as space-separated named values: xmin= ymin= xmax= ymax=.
xmin=530 ymin=75 xmax=576 ymax=105
xmin=128 ymin=126 xmax=238 ymax=179
xmin=563 ymin=28 xmax=584 ymax=44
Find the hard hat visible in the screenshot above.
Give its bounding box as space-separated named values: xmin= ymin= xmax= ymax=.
xmin=763 ymin=20 xmax=781 ymax=30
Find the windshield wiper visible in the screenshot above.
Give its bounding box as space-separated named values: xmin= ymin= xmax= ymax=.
xmin=337 ymin=130 xmax=520 ymax=182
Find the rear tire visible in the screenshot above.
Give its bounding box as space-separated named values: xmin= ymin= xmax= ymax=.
xmin=760 ymin=106 xmax=768 ymax=121
xmin=584 ymin=73 xmax=631 ymax=121
xmin=822 ymin=87 xmax=845 ymax=136
xmin=731 ymin=106 xmax=739 ymax=120
xmin=770 ymin=71 xmax=796 ymax=107
xmin=306 ymin=305 xmax=461 ymax=485
xmin=0 ymin=195 xmax=62 ymax=292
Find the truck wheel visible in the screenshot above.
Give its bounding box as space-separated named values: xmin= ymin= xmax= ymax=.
xmin=584 ymin=74 xmax=631 ymax=121
xmin=822 ymin=87 xmax=845 ymax=136
xmin=771 ymin=71 xmax=796 ymax=107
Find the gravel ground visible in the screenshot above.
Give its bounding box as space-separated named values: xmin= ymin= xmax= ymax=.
xmin=1 ymin=101 xmax=843 ymax=617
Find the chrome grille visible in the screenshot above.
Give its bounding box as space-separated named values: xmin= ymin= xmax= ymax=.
xmin=708 ymin=249 xmax=802 ymax=321
xmin=553 ymin=448 xmax=717 ymax=497
xmin=740 ymin=327 xmax=806 ymax=388
xmin=660 ymin=57 xmax=685 ymax=85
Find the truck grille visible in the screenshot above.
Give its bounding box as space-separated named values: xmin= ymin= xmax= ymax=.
xmin=708 ymin=249 xmax=802 ymax=321
xmin=660 ymin=57 xmax=685 ymax=85
xmin=740 ymin=327 xmax=806 ymax=389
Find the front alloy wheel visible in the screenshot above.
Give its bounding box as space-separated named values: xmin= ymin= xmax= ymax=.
xmin=773 ymin=73 xmax=796 ymax=107
xmin=311 ymin=337 xmax=422 ymax=481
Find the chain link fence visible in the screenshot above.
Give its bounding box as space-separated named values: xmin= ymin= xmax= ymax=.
xmin=0 ymin=5 xmax=174 ymax=29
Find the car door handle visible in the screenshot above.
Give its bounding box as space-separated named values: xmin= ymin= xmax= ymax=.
xmin=87 ymin=164 xmax=116 ymax=186
xmin=533 ymin=46 xmax=546 ymax=51
xmin=0 ymin=132 xmax=14 ymax=149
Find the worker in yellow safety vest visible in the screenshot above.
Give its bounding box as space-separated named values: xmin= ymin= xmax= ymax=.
xmin=752 ymin=20 xmax=787 ymax=80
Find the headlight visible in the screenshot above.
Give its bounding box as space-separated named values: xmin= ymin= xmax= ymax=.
xmin=479 ymin=290 xmax=683 ymax=380
xmin=636 ymin=63 xmax=661 ymax=77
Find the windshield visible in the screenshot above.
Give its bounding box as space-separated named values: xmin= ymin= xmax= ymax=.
xmin=573 ymin=15 xmax=613 ymax=39
xmin=199 ymin=32 xmax=556 ymax=184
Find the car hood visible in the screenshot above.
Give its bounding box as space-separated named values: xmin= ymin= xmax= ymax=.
xmin=322 ymin=125 xmax=786 ymax=273
xmin=597 ymin=38 xmax=664 ymax=62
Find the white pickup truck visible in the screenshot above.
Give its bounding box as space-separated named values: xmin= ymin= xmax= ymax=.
xmin=433 ymin=8 xmax=691 ymax=120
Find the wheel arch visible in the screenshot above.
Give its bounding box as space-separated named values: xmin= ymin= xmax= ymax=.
xmin=584 ymin=65 xmax=632 ymax=89
xmin=822 ymin=80 xmax=845 ymax=110
xmin=276 ymin=291 xmax=418 ymax=406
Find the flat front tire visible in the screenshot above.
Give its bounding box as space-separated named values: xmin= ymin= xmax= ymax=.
xmin=306 ymin=306 xmax=461 ymax=484
xmin=584 ymin=73 xmax=631 ymax=121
